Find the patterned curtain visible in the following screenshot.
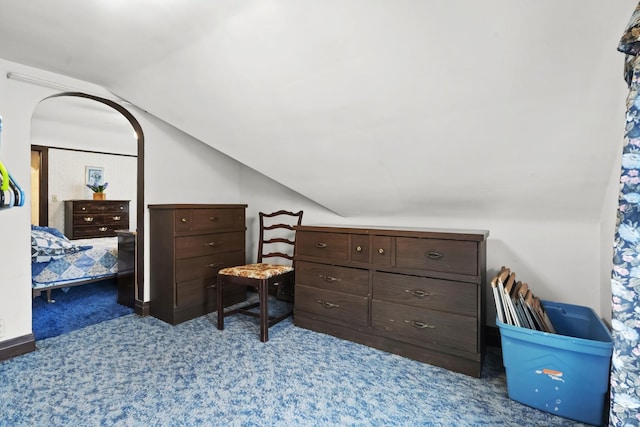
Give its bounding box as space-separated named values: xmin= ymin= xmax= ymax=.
xmin=611 ymin=4 xmax=640 ymax=425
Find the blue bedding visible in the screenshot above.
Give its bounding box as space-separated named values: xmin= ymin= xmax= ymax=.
xmin=32 ymin=234 xmax=118 ymax=290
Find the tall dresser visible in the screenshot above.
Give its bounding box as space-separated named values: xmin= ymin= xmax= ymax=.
xmin=293 ymin=225 xmax=489 ymax=377
xmin=64 ymin=200 xmax=130 ymax=239
xmin=148 ymin=204 xmax=247 ymax=325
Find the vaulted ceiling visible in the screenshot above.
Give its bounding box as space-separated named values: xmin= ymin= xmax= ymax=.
xmin=0 ymin=1 xmax=636 ymax=221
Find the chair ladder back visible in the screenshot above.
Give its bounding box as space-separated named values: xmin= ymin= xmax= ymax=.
xmin=257 ymin=210 xmax=303 ymax=264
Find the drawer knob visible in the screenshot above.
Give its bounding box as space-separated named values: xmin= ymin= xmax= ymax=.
xmin=81 ymin=207 xmax=86 ymax=211
xmin=404 ymin=320 xmax=435 ymax=329
xmin=181 ymin=217 xmax=188 ymax=223
xmin=205 ymin=241 xmax=223 ymax=247
xmin=404 ymin=289 xmax=431 ymax=298
xmin=317 ymin=300 xmax=340 ymax=309
xmin=120 ymin=206 xmax=124 ymax=210
xmin=426 ymin=251 xmax=444 ymax=260
xmin=98 ymin=227 xmax=108 ymax=232
xmin=315 ymin=242 xmax=328 ymax=249
xmin=209 ymin=217 xmax=218 ymax=222
xmin=112 ymin=216 xmax=121 ymax=220
xmin=319 ymin=275 xmax=340 ymax=283
xmin=208 ymin=263 xmax=222 ymax=268
xmin=378 ymin=248 xmax=385 ymax=255
xmin=355 ymin=246 xmax=363 ymax=252
xmin=206 ymin=283 xmax=217 ymax=289
xmin=83 ymin=216 xmax=94 ymax=222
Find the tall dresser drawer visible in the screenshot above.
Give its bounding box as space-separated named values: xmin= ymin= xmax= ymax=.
xmin=175 ymin=207 xmax=245 ymax=232
xmin=372 ymin=271 xmax=477 ymax=317
xmin=296 ymin=231 xmax=349 ymax=261
xmin=296 ymin=261 xmax=369 ymax=297
xmin=372 ymin=300 xmax=477 ymax=353
xmin=395 ymin=238 xmax=478 ymax=276
xmin=176 ymin=251 xmax=245 ymax=283
xmin=296 ymin=285 xmax=368 ymax=327
xmin=175 ymin=232 xmax=244 ymax=259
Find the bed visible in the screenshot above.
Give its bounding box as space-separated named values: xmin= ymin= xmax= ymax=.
xmin=31 ymin=225 xmax=119 ymax=303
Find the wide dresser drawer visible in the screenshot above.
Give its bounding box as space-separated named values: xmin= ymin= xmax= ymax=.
xmin=395 ymin=237 xmax=479 ymax=276
xmin=372 ymin=271 xmax=477 ymax=317
xmin=71 ymin=224 xmax=123 ymax=238
xmin=295 ymin=285 xmax=368 ymax=328
xmin=296 ymin=261 xmax=368 ymax=296
xmin=296 ymin=231 xmax=349 ymax=261
xmin=372 ymin=300 xmax=477 ymax=353
xmin=72 ymin=200 xmax=129 ymax=214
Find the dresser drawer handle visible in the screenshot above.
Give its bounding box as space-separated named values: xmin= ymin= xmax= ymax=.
xmin=317 ymin=300 xmax=340 ymax=309
xmin=209 ymin=216 xmax=218 ymax=222
xmin=426 ymin=251 xmax=444 ymax=260
xmin=83 ymin=216 xmax=94 ymax=222
xmin=205 ymin=241 xmax=223 ymax=247
xmin=404 ymin=289 xmax=431 ymax=298
xmin=98 ymin=227 xmax=108 ymax=232
xmin=378 ymin=248 xmax=385 ymax=255
xmin=112 ymin=216 xmax=121 ymax=221
xmin=315 ymin=242 xmax=328 ymax=249
xmin=181 ymin=217 xmax=188 ymax=223
xmin=355 ymin=246 xmax=363 ymax=252
xmin=208 ymin=263 xmax=222 ymax=268
xmin=319 ymin=275 xmax=340 ymax=283
xmin=404 ymin=320 xmax=435 ymax=329
xmin=206 ymin=283 xmax=217 ymax=289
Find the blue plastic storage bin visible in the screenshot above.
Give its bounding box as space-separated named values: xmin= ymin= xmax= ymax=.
xmin=497 ymin=300 xmax=613 ymax=426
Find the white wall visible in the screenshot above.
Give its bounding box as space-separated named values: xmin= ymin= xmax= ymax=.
xmin=0 ymin=55 xmax=622 ymax=346
xmin=46 ymin=149 xmax=137 ymax=232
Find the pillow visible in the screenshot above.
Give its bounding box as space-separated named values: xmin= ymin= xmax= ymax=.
xmin=31 ymin=227 xmax=87 ymax=263
xmin=31 ymin=224 xmax=67 ymax=240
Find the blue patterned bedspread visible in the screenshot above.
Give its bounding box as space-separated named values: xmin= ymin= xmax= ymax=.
xmin=32 ymin=237 xmax=118 ymax=289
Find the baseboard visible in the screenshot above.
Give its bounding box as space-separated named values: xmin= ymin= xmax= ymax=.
xmin=135 ymin=300 xmax=150 ymax=317
xmin=0 ymin=334 xmax=36 ymax=362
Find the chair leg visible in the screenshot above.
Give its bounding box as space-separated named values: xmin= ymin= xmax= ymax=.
xmin=217 ymin=276 xmax=224 ymax=331
xmin=259 ymin=279 xmax=269 ymax=342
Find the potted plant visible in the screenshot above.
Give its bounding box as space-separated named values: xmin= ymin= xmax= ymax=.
xmin=87 ymin=182 xmax=108 ymax=200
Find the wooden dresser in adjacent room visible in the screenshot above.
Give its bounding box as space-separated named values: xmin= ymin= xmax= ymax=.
xmin=64 ymin=200 xmax=130 ymax=239
xmin=293 ymin=225 xmax=489 ymax=377
xmin=148 ymin=204 xmax=248 ymax=325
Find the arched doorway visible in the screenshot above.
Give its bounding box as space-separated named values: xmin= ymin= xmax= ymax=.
xmin=31 ymin=92 xmax=146 ymax=313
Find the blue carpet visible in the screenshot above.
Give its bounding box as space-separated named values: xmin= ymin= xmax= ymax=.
xmin=2 ymin=306 xmax=588 ymax=426
xmin=32 ymin=279 xmax=134 ymax=340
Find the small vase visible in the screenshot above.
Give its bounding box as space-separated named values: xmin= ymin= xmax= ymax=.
xmin=93 ymin=192 xmax=106 ymax=200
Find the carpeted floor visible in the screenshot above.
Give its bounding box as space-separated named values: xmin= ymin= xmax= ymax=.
xmin=1 ymin=306 xmax=588 ymax=427
xmin=32 ymin=279 xmax=134 ymax=340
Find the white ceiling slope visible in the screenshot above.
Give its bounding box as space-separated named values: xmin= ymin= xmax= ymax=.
xmin=0 ymin=1 xmax=636 ymax=220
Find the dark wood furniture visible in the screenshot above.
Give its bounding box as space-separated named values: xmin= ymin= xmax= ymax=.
xmin=148 ymin=204 xmax=247 ymax=325
xmin=116 ymin=230 xmax=136 ymax=308
xmin=217 ymin=210 xmax=303 ymax=342
xmin=64 ymin=200 xmax=130 ymax=239
xmin=293 ymin=225 xmax=489 ymax=377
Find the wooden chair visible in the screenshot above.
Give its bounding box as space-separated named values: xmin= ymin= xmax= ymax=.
xmin=216 ymin=210 xmax=303 ymax=342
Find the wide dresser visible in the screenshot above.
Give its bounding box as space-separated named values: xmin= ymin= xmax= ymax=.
xmin=149 ymin=204 xmax=247 ymax=325
xmin=64 ymin=200 xmax=130 ymax=239
xmin=293 ymin=225 xmax=489 ymax=377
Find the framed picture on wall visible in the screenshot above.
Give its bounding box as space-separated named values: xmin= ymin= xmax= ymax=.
xmin=85 ymin=166 xmax=104 ymax=187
